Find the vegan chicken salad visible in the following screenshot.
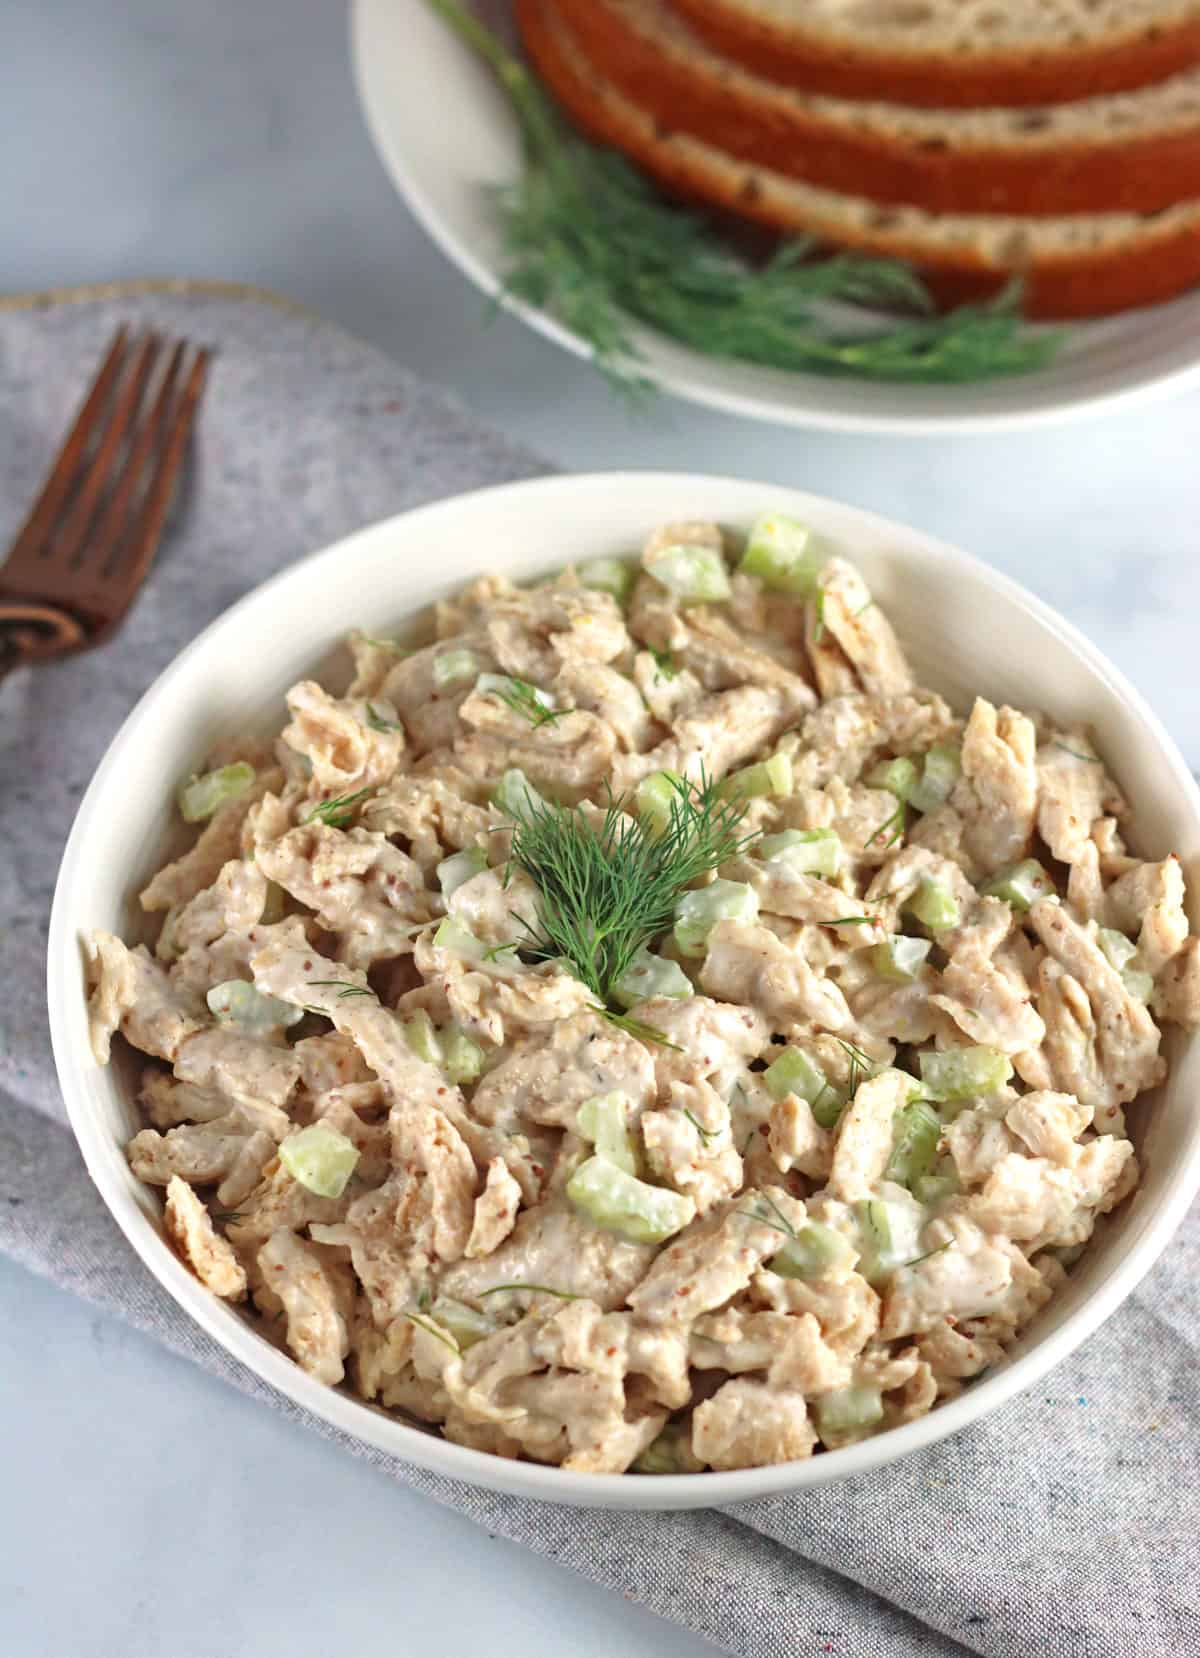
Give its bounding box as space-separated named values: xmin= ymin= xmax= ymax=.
xmin=85 ymin=513 xmax=1200 ymax=1474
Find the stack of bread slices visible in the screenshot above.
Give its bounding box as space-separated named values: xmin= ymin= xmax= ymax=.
xmin=515 ymin=0 xmax=1200 ymax=316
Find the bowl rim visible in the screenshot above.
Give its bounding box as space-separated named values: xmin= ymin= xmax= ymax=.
xmin=48 ymin=469 xmax=1200 ymax=1509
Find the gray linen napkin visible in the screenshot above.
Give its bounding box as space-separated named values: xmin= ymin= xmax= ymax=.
xmin=1 ymin=289 xmax=1196 ymax=1658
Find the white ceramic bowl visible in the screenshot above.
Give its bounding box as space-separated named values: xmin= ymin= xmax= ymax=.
xmin=49 ymin=473 xmax=1200 ymax=1509
xmin=351 ymin=0 xmax=1200 ymax=436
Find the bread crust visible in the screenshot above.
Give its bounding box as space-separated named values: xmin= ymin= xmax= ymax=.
xmin=669 ymin=0 xmax=1200 ymax=109
xmin=517 ymin=0 xmax=1200 ymax=319
xmin=554 ymin=0 xmax=1200 ymax=216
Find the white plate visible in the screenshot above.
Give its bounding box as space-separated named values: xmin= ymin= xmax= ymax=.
xmin=49 ymin=472 xmax=1200 ymax=1508
xmin=350 ymin=0 xmax=1200 ymax=435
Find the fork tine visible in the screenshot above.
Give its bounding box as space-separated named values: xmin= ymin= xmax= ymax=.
xmin=91 ymin=339 xmax=185 ymax=577
xmin=107 ymin=346 xmax=211 ymax=599
xmin=4 ymin=327 xmax=130 ymax=569
xmin=53 ymin=332 xmax=161 ymax=570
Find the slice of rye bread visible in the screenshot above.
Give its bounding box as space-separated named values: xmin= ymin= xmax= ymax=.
xmin=667 ymin=0 xmax=1200 ymax=108
xmin=556 ymin=0 xmax=1200 ymax=216
xmin=516 ymin=0 xmax=1200 ymax=318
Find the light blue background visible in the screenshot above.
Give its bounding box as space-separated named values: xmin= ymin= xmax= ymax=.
xmin=3 ymin=2 xmax=1198 ymax=1654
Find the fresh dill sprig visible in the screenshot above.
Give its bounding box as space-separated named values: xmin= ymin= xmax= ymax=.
xmin=835 ymin=1037 xmax=877 ymax=1095
xmin=1053 ymin=741 xmax=1100 ymax=764
xmin=596 ymin=1007 xmax=684 ymax=1051
xmin=366 ymin=704 xmax=402 ymax=733
xmin=307 ymin=980 xmax=373 ymax=999
xmin=504 ymin=772 xmax=755 ymax=1023
xmin=826 ymin=915 xmax=874 ymax=927
xmin=866 ymin=802 xmax=906 ymax=849
xmin=758 ymin=1192 xmax=800 ymax=1237
xmin=836 ymin=1038 xmax=876 ymax=1068
xmin=481 ymin=940 xmax=520 ymax=962
xmin=684 ymin=1108 xmax=719 ymax=1144
xmin=305 ymin=786 xmax=373 ymax=828
xmin=403 ymin=1310 xmax=460 ymax=1354
xmin=485 ymin=674 xmax=570 ymax=730
xmin=736 ymin=1193 xmax=798 ymax=1239
xmin=359 ymin=634 xmax=408 ymax=655
xmin=903 ymin=1241 xmax=954 ymax=1270
xmin=424 ymin=0 xmax=1063 ymax=389
xmin=478 ymin=1282 xmax=580 ymax=1301
xmin=650 ymin=646 xmax=678 ymax=679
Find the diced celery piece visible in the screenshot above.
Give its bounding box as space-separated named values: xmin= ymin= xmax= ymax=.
xmin=885 ymin=1100 xmax=942 ymax=1188
xmin=280 ymin=1123 xmax=360 ymax=1199
xmin=578 ymin=556 xmax=634 ymax=603
xmin=720 ymin=752 xmax=793 ymax=802
xmin=566 ymin=1156 xmax=695 ymax=1244
xmin=854 ymin=1195 xmax=925 ymax=1284
xmin=1098 ymin=928 xmax=1138 ymax=972
xmin=1096 ymin=929 xmax=1152 ymax=1000
xmin=871 ymin=935 xmax=932 ymax=982
xmin=925 ymin=742 xmax=962 ymax=788
xmin=476 ymin=671 xmax=554 ymax=711
xmin=866 ymin=756 xmax=919 ymax=801
xmin=492 ymin=767 xmax=545 ymax=821
xmin=737 ymin=513 xmax=822 ymax=596
xmin=646 ymin=544 xmax=732 ymax=606
xmin=636 ymin=770 xmax=685 ymax=838
xmin=757 ymin=830 xmax=806 ymax=861
xmin=919 ymin=1045 xmax=1013 ymax=1101
xmin=908 ymin=743 xmax=962 ymax=815
xmin=908 ymin=876 xmax=960 ymax=932
xmin=403 ymin=1009 xmax=445 ymax=1067
xmin=178 ymin=761 xmax=255 ymax=824
xmin=206 ymin=979 xmax=304 ymax=1032
xmin=612 ymin=946 xmax=693 ymax=1011
xmin=576 ymin=1091 xmax=639 ymax=1176
xmin=441 ymin=1023 xmax=485 ymax=1084
xmin=673 ymin=879 xmax=759 ymax=957
xmin=979 ymin=858 xmax=1054 ymax=912
xmin=814 ymin=1384 xmax=884 ymax=1438
xmin=437 ymin=846 xmax=488 ymax=900
xmin=259 ymin=880 xmax=288 ymax=925
xmin=156 ymin=904 xmax=183 ymax=962
xmin=431 ymin=1297 xmax=494 ymax=1350
xmin=763 ymin=1045 xmax=826 ymax=1105
xmin=811 ymin=1085 xmax=849 ymax=1131
xmin=632 ymin=1422 xmax=698 ymax=1475
xmin=913 ymin=1165 xmax=961 ymax=1208
xmin=758 ymin=828 xmax=841 ymax=878
xmin=433 ymin=917 xmax=485 ymax=962
xmin=431 ymin=647 xmax=479 ymax=689
xmin=770 ymin=1221 xmax=854 ymax=1281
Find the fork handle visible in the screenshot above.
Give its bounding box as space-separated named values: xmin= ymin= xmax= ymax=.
xmin=0 ymin=600 xmax=87 ymax=680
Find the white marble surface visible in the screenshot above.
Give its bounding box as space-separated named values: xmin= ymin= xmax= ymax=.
xmin=3 ymin=1 xmax=1199 ymax=1655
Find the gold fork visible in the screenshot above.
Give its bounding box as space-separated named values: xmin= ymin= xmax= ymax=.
xmin=0 ymin=327 xmax=211 ymax=677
